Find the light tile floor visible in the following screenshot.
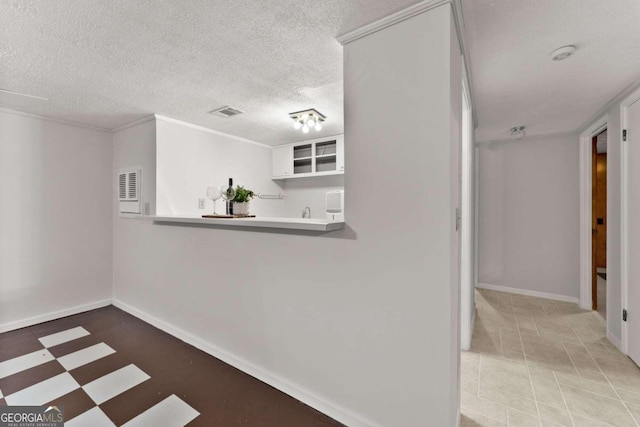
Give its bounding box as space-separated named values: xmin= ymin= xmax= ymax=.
xmin=597 ymin=275 xmax=607 ymax=320
xmin=461 ymin=288 xmax=640 ymax=427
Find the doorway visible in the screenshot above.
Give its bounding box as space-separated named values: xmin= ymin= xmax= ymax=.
xmin=579 ymin=116 xmax=607 ymax=312
xmin=622 ymin=92 xmax=640 ymax=366
xmin=592 ymin=129 xmax=607 ymax=319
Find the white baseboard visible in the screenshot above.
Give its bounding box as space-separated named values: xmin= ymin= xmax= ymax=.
xmin=607 ymin=330 xmax=623 ymax=351
xmin=0 ymin=299 xmax=112 ymax=333
xmin=112 ymin=298 xmax=380 ymax=427
xmin=476 ymin=283 xmax=579 ymax=304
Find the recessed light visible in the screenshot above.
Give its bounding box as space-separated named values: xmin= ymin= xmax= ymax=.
xmin=550 ymin=45 xmax=576 ymax=61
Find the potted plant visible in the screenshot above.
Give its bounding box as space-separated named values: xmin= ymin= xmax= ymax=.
xmin=232 ymin=185 xmax=255 ymax=215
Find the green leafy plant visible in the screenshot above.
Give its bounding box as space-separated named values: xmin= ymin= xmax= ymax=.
xmin=233 ymin=185 xmax=255 ymax=203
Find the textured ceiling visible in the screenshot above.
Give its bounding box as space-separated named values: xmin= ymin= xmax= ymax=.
xmin=462 ymin=0 xmax=640 ymax=142
xmin=1 ymin=0 xmax=419 ymax=144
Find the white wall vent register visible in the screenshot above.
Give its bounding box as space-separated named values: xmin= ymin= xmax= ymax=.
xmin=326 ymin=190 xmax=344 ymax=221
xmin=118 ymin=168 xmax=141 ymax=214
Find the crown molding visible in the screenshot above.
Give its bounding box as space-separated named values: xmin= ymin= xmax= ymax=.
xmin=335 ymin=0 xmax=479 ymax=130
xmin=0 ymin=107 xmax=111 ymax=132
xmin=336 ymin=0 xmax=450 ymax=45
xmin=153 ymin=114 xmax=271 ymax=149
xmin=111 ymin=115 xmax=156 ymax=133
xmin=577 ymin=79 xmax=640 ymax=134
xmin=451 ymin=0 xmax=478 ymax=129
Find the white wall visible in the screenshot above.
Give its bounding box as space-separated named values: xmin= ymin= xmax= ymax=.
xmin=112 ymin=118 xmax=157 ymax=216
xmin=155 ymin=118 xmax=285 ymax=217
xmin=478 ymin=133 xmax=580 ymax=299
xmin=112 ymin=5 xmax=460 ymax=426
xmin=280 ymin=175 xmax=344 ymax=219
xmin=0 ymin=109 xmax=113 ymax=331
xmin=449 ymin=10 xmax=463 ymax=421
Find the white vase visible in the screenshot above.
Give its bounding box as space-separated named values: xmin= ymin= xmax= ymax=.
xmin=233 ymin=201 xmax=250 ymax=215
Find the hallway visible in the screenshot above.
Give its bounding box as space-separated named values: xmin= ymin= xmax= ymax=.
xmin=461 ymin=289 xmax=640 ymax=426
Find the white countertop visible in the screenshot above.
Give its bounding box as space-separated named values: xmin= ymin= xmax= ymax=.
xmin=127 ymin=215 xmax=345 ymax=232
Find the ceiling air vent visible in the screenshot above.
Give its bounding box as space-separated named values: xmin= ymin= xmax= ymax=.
xmin=208 ymin=105 xmax=244 ymax=118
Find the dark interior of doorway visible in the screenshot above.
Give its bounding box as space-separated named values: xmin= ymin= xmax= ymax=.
xmin=592 ymin=129 xmax=607 ymax=318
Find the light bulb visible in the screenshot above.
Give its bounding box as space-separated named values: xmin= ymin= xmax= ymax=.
xmin=315 ymin=122 xmax=322 ymax=131
xmin=308 ymin=117 xmax=316 ymax=127
xmin=302 ymin=124 xmax=309 ymax=133
xmin=293 ymin=120 xmax=301 ymax=129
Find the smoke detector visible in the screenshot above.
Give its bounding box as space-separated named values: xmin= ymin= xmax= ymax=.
xmin=550 ymin=45 xmax=576 ymax=61
xmin=510 ymin=126 xmax=526 ymax=140
xmin=208 ymin=106 xmax=244 ymax=118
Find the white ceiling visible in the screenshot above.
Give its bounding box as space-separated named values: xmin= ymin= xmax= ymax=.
xmin=462 ymin=0 xmax=640 ymax=142
xmin=0 ymin=0 xmax=419 ymax=145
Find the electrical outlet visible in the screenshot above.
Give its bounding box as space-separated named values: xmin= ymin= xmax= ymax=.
xmin=198 ymin=198 xmax=205 ymax=209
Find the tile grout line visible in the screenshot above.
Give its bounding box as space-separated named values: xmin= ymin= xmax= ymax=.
xmin=557 ymin=308 xmax=632 ymax=426
xmin=530 ymin=298 xmax=596 ymax=425
xmin=475 ymin=290 xmax=640 ymax=427
xmin=462 ymin=408 xmax=507 ymax=426
xmin=476 ymin=355 xmax=482 ymax=397
xmin=499 ymin=328 xmax=505 ymax=360
xmin=511 ymin=293 xmax=543 ymax=427
xmin=589 ymin=358 xmax=640 ymax=426
xmin=490 ymin=295 xmax=514 ymax=426
xmin=559 ymin=382 xmax=636 ymax=403
xmin=552 ymin=370 xmax=576 ymax=427
xmin=469 ymin=292 xmax=513 ymax=425
xmin=563 ymin=314 xmax=640 ymax=427
xmin=506 ymin=404 xmax=510 ymax=427
xmin=532 ymin=312 xmax=542 ymax=336
xmin=560 ymin=341 xmax=587 ymax=382
xmin=497 ymin=318 xmax=509 ymax=361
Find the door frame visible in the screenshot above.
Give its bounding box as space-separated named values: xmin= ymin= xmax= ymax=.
xmin=619 ymin=86 xmax=640 ymax=353
xmin=579 ymin=115 xmax=608 ymax=311
xmin=460 ymin=70 xmax=475 ymax=351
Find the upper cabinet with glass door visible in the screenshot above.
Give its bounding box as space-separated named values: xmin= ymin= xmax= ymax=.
xmin=272 ymin=135 xmax=344 ymax=179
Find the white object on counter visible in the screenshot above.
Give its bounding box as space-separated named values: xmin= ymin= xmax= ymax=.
xmin=326 ymin=190 xmax=344 ymax=221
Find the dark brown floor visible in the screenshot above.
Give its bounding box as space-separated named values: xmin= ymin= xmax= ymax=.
xmin=0 ymin=306 xmax=342 ymax=426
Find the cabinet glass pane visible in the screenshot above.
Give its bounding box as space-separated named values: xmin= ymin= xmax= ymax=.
xmin=316 ymin=141 xmax=337 ymax=156
xmin=316 ymin=156 xmax=337 ymax=172
xmin=294 ymin=144 xmax=312 ymax=159
xmin=294 ymin=159 xmax=312 ymax=174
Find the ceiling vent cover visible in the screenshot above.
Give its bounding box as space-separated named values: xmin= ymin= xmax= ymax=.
xmin=209 ymin=106 xmax=245 ymax=118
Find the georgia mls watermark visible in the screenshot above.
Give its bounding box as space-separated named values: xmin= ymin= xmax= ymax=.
xmin=0 ymin=406 xmax=64 ymax=427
